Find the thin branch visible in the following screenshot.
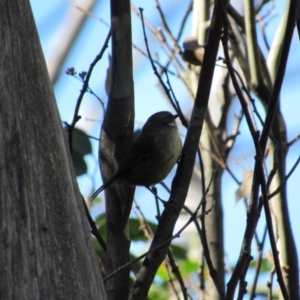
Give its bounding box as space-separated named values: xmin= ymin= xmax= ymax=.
xmin=254 ymin=0 xmax=297 ymax=295
xmin=287 ymin=133 xmax=300 ymax=147
xmin=130 ymin=2 xmax=225 ymax=297
xmin=165 ymin=261 xmax=181 ymax=299
xmin=67 ymin=29 xmax=111 ymax=154
xmin=218 ymin=1 xmax=288 ymax=298
xmin=198 ymin=146 xmax=224 ymax=294
xmin=225 ymin=109 xmax=243 ymax=156
xmin=256 ymin=14 xmax=270 ymax=51
xmin=132 ymin=5 xmax=185 ymax=71
xmin=69 ymin=72 xmax=106 ymax=109
xmin=133 ymin=202 xmax=154 ymax=241
xmin=176 ymin=1 xmax=193 ymax=41
xmin=267 ymin=266 xmax=276 ymax=300
xmin=159 ymin=182 xmax=203 ymax=244
xmin=167 ymin=251 xmax=189 ymax=300
xmin=154 ymin=0 xmax=179 ymax=49
xmin=63 ymin=0 xmax=110 ymax=27
xmin=259 ymin=1 xmax=296 ymax=153
xmin=250 ymin=226 xmax=268 ymax=300
xmin=132 ymin=44 xmax=177 ymax=75
xmin=105 ymin=176 xmax=215 ymax=283
xmin=237 ymin=257 xmax=251 ymax=300
xmin=140 ymin=187 xmax=189 ymax=300
xmin=268 ymin=155 xmax=300 ymax=200
xmin=139 ymin=8 xmax=187 ymax=127
xmin=82 ymin=197 xmax=106 ymax=252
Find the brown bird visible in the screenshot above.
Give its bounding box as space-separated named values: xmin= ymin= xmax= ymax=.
xmin=91 ymin=111 xmax=182 ymax=201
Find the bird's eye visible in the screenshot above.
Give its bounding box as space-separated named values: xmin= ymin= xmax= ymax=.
xmin=164 ymin=112 xmax=173 ymax=122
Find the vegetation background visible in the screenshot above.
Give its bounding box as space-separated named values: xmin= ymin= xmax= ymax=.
xmin=1 ymin=0 xmax=299 ymax=299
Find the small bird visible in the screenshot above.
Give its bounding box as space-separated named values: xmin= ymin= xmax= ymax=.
xmin=181 ymin=36 xmax=205 ymax=66
xmin=90 ymin=111 xmax=182 ymax=201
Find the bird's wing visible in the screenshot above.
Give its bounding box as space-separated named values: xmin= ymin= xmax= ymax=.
xmin=90 ymin=134 xmax=155 ymax=201
xmin=90 ymin=175 xmax=117 ymax=201
xmin=113 ymin=133 xmax=155 ymax=180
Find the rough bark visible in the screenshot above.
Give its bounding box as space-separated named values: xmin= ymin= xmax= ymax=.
xmin=99 ymin=0 xmax=135 ymax=299
xmin=0 ymin=1 xmax=106 ymax=299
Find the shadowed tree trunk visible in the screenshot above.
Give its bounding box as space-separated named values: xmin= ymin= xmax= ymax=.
xmin=99 ymin=0 xmax=135 ymax=299
xmin=0 ymin=1 xmax=107 ymax=299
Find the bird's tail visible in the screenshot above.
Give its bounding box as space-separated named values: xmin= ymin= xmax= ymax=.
xmin=90 ymin=178 xmax=114 ymax=202
xmin=90 ymin=186 xmax=104 ymax=202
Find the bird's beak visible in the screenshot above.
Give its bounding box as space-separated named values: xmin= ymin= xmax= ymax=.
xmin=172 ymin=114 xmax=180 ymax=120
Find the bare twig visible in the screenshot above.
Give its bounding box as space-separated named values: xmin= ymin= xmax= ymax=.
xmin=267 ymin=266 xmax=276 ymax=300
xmin=176 ymin=1 xmax=193 ymax=41
xmin=139 ymin=8 xmax=187 ymax=127
xmin=250 ymin=226 xmax=268 ymax=299
xmin=151 ymin=187 xmax=187 ymax=299
xmin=219 ymin=1 xmax=289 ymax=298
xmin=165 ymin=261 xmax=181 ymax=299
xmin=82 ymin=197 xmax=107 ymax=252
xmin=63 ymin=0 xmax=110 ymax=27
xmin=154 ymin=0 xmax=179 ymax=50
xmin=132 ymin=44 xmax=177 ymax=75
xmin=67 ymin=29 xmax=111 ymax=154
xmin=268 ymin=155 xmax=300 ymax=200
xmin=134 ymin=201 xmax=155 ymax=240
xmin=104 ymin=176 xmax=215 ymax=283
xmin=237 ymin=257 xmax=251 ymax=300
xmin=68 ymin=72 xmax=105 ymax=110
xmin=132 ymin=5 xmax=185 ymax=71
xmin=256 ymin=14 xmax=270 ymax=51
xmin=167 ymin=251 xmax=189 ymax=300
xmin=287 ymin=133 xmax=300 ymax=147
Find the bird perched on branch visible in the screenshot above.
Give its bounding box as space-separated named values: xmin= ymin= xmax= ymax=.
xmin=90 ymin=111 xmax=182 ymax=201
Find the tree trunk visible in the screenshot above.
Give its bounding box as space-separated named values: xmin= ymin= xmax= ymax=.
xmin=99 ymin=0 xmax=135 ymax=299
xmin=0 ymin=1 xmax=106 ymax=299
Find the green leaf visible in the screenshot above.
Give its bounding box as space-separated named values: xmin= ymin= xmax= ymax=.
xmin=94 ymin=213 xmax=106 ymax=240
xmin=249 ymin=258 xmax=272 ymax=273
xmin=71 ymin=128 xmax=92 ymax=176
xmin=73 ymin=128 xmax=92 ymax=155
xmin=155 ymin=264 xmax=169 ymax=281
xmin=129 ymin=218 xmax=158 ymax=241
xmin=148 ymin=286 xmax=170 ymax=300
xmin=169 ymin=244 xmax=187 ymax=260
xmin=180 ymin=260 xmax=199 ymax=275
xmin=72 ymin=150 xmax=87 ymax=176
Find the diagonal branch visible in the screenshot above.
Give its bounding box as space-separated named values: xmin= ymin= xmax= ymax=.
xmin=129 ymin=3 xmax=226 ymax=298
